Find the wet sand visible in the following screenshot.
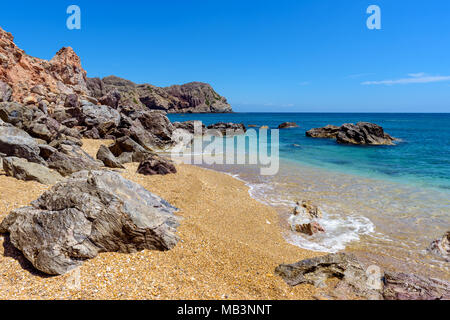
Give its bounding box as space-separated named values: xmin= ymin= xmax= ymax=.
xmin=0 ymin=139 xmax=320 ymax=300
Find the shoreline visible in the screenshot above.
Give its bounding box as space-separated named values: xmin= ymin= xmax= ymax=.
xmin=0 ymin=139 xmax=321 ymax=300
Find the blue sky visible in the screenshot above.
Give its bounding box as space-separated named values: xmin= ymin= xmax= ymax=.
xmin=1 ymin=0 xmax=449 ymax=112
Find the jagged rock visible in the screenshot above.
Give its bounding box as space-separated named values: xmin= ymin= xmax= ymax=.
xmin=292 ymin=221 xmax=325 ymax=236
xmin=109 ymin=136 xmax=151 ymax=164
xmin=337 ymin=123 xmax=396 ymax=145
xmin=383 ymin=272 xmax=450 ymax=300
xmin=278 ymin=122 xmax=299 ymax=129
xmin=2 ymin=156 xmax=63 ymax=185
xmin=47 ymin=143 xmax=102 ymax=176
xmin=0 ymin=170 xmax=180 ymax=275
xmin=80 ymin=103 xmax=121 ymax=137
xmin=206 ymin=122 xmax=246 ymax=136
xmin=173 ymin=121 xmax=206 ymax=135
xmin=428 ymin=231 xmax=450 ymax=262
xmin=0 ymin=81 xmax=12 ymax=102
xmin=275 ymin=253 xmax=383 ymax=300
xmin=96 ymin=145 xmax=125 ymax=169
xmin=99 ymin=89 xmax=121 ymax=109
xmin=137 ymin=154 xmax=177 ymax=176
xmin=0 ymin=101 xmax=34 ymax=127
xmin=0 ymin=120 xmax=45 ymax=164
xmin=293 ymin=200 xmax=322 ymax=219
xmin=306 ymin=125 xmax=340 ymax=138
xmin=38 ymin=144 xmax=58 ymax=160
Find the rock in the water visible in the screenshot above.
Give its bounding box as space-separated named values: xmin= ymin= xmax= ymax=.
xmin=0 ymin=170 xmax=180 ymax=275
xmin=278 ymin=122 xmax=299 ymax=129
xmin=2 ymin=156 xmax=63 ymax=185
xmin=0 ymin=120 xmax=45 ymax=164
xmin=306 ymin=122 xmax=396 ymax=146
xmin=275 ymin=253 xmax=383 ymax=300
xmin=428 ymin=231 xmax=450 ymax=262
xmin=47 ymin=143 xmax=102 ymax=176
xmin=137 ymin=154 xmax=177 ymax=176
xmin=206 ymin=122 xmax=246 ymax=136
xmin=293 ymin=200 xmax=322 ymax=219
xmin=0 ymin=81 xmax=12 ymax=102
xmin=383 ymin=272 xmax=450 ymax=300
xmin=96 ymin=145 xmax=125 ymax=169
xmin=173 ymin=120 xmax=206 ymax=135
xmin=306 ymin=125 xmax=340 ymax=138
xmin=292 ymin=221 xmax=325 ymax=236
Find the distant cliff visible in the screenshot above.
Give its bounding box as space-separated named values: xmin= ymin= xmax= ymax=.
xmin=87 ymin=76 xmax=233 ymax=114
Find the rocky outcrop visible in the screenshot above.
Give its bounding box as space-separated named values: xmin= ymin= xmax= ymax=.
xmin=275 ymin=253 xmax=383 ymax=300
xmin=383 ymin=272 xmax=450 ymax=300
xmin=47 ymin=143 xmax=102 ymax=176
xmin=206 ymin=122 xmax=246 ymax=136
xmin=0 ymin=170 xmax=180 ymax=275
xmin=87 ymin=76 xmax=233 ymax=114
xmin=96 ymin=145 xmax=124 ymax=169
xmin=173 ymin=120 xmax=206 ymax=135
xmin=0 ymin=81 xmax=12 ymax=102
xmin=2 ymin=156 xmax=63 ymax=185
xmin=306 ymin=125 xmax=340 ymax=138
xmin=278 ymin=122 xmax=299 ymax=129
xmin=0 ymin=27 xmax=90 ymax=109
xmin=137 ymin=154 xmax=177 ymax=176
xmin=306 ymin=122 xmax=396 ymax=146
xmin=428 ymin=231 xmax=450 ymax=262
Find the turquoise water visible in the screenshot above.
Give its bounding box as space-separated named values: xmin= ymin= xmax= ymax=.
xmin=168 ymin=113 xmax=450 ymax=278
xmin=169 ymin=113 xmax=450 ymax=190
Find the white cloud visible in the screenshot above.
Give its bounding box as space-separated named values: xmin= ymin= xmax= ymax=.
xmin=362 ymin=73 xmax=450 ymax=85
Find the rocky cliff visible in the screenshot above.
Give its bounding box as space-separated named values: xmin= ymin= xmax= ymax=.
xmin=87 ymin=75 xmax=232 ymax=113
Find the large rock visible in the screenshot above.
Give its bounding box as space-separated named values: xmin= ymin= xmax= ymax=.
xmin=206 ymin=122 xmax=246 ymax=136
xmin=383 ymin=272 xmax=450 ymax=300
xmin=80 ymin=102 xmax=121 ymax=137
xmin=173 ymin=120 xmax=206 ymax=135
xmin=137 ymin=154 xmax=177 ymax=176
xmin=428 ymin=231 xmax=450 ymax=262
xmin=0 ymin=120 xmax=45 ymax=164
xmin=306 ymin=125 xmax=340 ymax=138
xmin=275 ymin=253 xmax=383 ymax=300
xmin=99 ymin=89 xmax=121 ymax=109
xmin=108 ymin=136 xmax=151 ymax=164
xmin=306 ymin=122 xmax=396 ymax=146
xmin=278 ymin=122 xmax=299 ymax=129
xmin=2 ymin=156 xmax=63 ymax=185
xmin=0 ymin=81 xmax=12 ymax=102
xmin=0 ymin=170 xmax=180 ymax=275
xmin=47 ymin=143 xmax=102 ymax=176
xmin=96 ymin=145 xmax=125 ymax=169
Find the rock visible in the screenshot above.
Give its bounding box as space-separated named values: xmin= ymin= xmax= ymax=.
xmin=278 ymin=122 xmax=299 ymax=129
xmin=206 ymin=122 xmax=246 ymax=136
xmin=275 ymin=253 xmax=383 ymax=300
xmin=0 ymin=170 xmax=180 ymax=275
xmin=38 ymin=144 xmax=58 ymax=160
xmin=64 ymin=94 xmax=80 ymax=109
xmin=337 ymin=122 xmax=396 ymax=145
xmin=136 ymin=110 xmax=174 ymax=143
xmin=428 ymin=231 xmax=450 ymax=262
xmin=91 ymin=76 xmax=233 ymax=113
xmin=293 ymin=200 xmax=322 ymax=219
xmin=306 ymin=122 xmax=396 ymax=146
xmin=0 ymin=120 xmax=45 ymax=164
xmin=292 ymin=221 xmax=325 ymax=236
xmin=96 ymin=145 xmax=125 ymax=169
xmin=108 ymin=136 xmax=151 ymax=163
xmin=81 ymin=103 xmax=121 ymax=137
xmin=23 ymin=96 xmax=37 ymax=105
xmin=137 ymin=154 xmax=177 ymax=176
xmin=2 ymin=156 xmax=63 ymax=185
xmin=306 ymin=125 xmax=340 ymax=138
xmin=47 ymin=144 xmax=102 ymax=176
xmin=383 ymin=272 xmax=450 ymax=300
xmin=0 ymin=81 xmax=12 ymax=102
xmin=99 ymin=89 xmax=121 ymax=109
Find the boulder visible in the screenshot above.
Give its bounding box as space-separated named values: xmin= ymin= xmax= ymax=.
xmin=0 ymin=81 xmax=12 ymax=102
xmin=96 ymin=145 xmax=125 ymax=169
xmin=383 ymin=272 xmax=450 ymax=300
xmin=173 ymin=120 xmax=206 ymax=135
xmin=0 ymin=120 xmax=45 ymax=164
xmin=81 ymin=103 xmax=121 ymax=137
xmin=275 ymin=253 xmax=383 ymax=300
xmin=337 ymin=122 xmax=396 ymax=145
xmin=428 ymin=231 xmax=450 ymax=262
xmin=0 ymin=170 xmax=180 ymax=275
xmin=293 ymin=200 xmax=322 ymax=219
xmin=47 ymin=144 xmax=102 ymax=176
xmin=137 ymin=154 xmax=177 ymax=176
xmin=206 ymin=122 xmax=246 ymax=136
xmin=99 ymin=89 xmax=121 ymax=109
xmin=292 ymin=221 xmax=325 ymax=236
xmin=306 ymin=125 xmax=340 ymax=138
xmin=278 ymin=122 xmax=299 ymax=129
xmin=2 ymin=157 xmax=63 ymax=185
xmin=108 ymin=136 xmax=152 ymax=164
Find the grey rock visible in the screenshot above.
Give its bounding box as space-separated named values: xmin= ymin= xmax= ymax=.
xmin=137 ymin=154 xmax=177 ymax=176
xmin=306 ymin=125 xmax=340 ymax=138
xmin=0 ymin=170 xmax=180 ymax=275
xmin=337 ymin=122 xmax=396 ymax=145
xmin=383 ymin=272 xmax=450 ymax=300
xmin=109 ymin=136 xmax=152 ymax=164
xmin=47 ymin=144 xmax=102 ymax=176
xmin=0 ymin=81 xmax=12 ymax=102
xmin=278 ymin=122 xmax=299 ymax=129
xmin=99 ymin=89 xmax=121 ymax=109
xmin=96 ymin=145 xmax=125 ymax=169
xmin=206 ymin=122 xmax=246 ymax=136
xmin=81 ymin=103 xmax=121 ymax=137
xmin=173 ymin=120 xmax=206 ymax=135
xmin=3 ymin=156 xmax=63 ymax=185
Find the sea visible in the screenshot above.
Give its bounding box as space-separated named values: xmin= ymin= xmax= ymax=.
xmin=168 ymin=113 xmax=450 ymax=280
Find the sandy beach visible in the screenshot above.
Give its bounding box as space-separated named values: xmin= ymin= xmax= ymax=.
xmin=0 ymin=139 xmax=321 ymax=300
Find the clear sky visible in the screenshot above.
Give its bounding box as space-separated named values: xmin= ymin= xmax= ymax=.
xmin=1 ymin=0 xmax=449 ymax=112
